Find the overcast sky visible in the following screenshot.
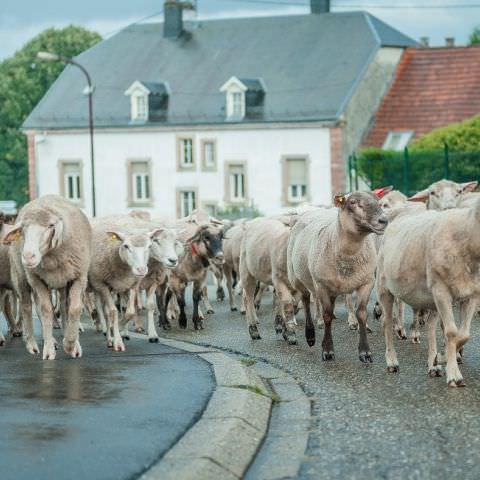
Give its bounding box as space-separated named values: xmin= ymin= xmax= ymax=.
xmin=1 ymin=0 xmax=479 ymax=60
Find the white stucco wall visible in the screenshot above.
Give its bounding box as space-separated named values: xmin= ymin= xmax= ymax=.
xmin=33 ymin=126 xmax=332 ymax=218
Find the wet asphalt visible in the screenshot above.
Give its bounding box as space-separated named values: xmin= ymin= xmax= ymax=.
xmin=165 ymin=287 xmax=480 ymax=480
xmin=0 ymin=324 xmax=214 ymax=480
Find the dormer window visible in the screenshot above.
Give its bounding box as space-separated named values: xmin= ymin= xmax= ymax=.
xmin=125 ymin=80 xmax=169 ymax=123
xmin=220 ymin=76 xmax=265 ymax=121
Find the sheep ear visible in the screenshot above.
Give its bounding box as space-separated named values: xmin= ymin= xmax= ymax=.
xmin=334 ymin=194 xmax=346 ymax=208
xmin=373 ymin=186 xmax=393 ymax=198
xmin=461 ymin=181 xmax=478 ymax=193
xmin=408 ymin=189 xmax=429 ymax=203
xmin=106 ymin=231 xmax=125 ymax=242
xmin=149 ymin=228 xmax=164 ymax=239
xmin=2 ymin=224 xmax=22 ymax=245
xmin=50 ymin=220 xmax=64 ymax=249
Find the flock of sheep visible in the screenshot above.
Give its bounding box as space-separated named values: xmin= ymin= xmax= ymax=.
xmin=0 ymin=178 xmax=479 ymax=389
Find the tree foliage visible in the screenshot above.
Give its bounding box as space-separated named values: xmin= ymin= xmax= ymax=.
xmin=0 ymin=25 xmax=101 ymax=205
xmin=410 ymin=115 xmax=480 ymax=152
xmin=469 ymin=25 xmax=480 ymax=46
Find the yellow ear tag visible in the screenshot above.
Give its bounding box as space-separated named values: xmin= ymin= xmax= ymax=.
xmin=12 ymin=231 xmax=22 ymax=241
xmin=107 ymin=233 xmax=119 ymax=243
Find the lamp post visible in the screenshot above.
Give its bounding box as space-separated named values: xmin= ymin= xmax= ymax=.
xmin=37 ymin=51 xmax=97 ymax=216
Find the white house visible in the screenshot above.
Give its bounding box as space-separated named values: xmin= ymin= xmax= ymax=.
xmin=23 ymin=0 xmax=416 ymax=218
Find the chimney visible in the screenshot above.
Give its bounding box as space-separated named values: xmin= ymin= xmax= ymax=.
xmin=164 ymin=1 xmax=194 ymax=38
xmin=311 ymin=0 xmax=330 ymax=14
xmin=445 ymin=37 xmax=455 ymax=47
xmin=419 ymin=37 xmax=429 ymax=47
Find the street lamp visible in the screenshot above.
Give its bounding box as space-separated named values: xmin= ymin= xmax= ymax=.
xmin=37 ymin=51 xmax=97 ymax=216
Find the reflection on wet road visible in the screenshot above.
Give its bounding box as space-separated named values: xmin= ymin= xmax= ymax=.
xmin=0 ymin=327 xmax=214 ymax=480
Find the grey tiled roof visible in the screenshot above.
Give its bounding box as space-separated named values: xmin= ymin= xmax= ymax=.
xmin=23 ymin=11 xmax=416 ymax=130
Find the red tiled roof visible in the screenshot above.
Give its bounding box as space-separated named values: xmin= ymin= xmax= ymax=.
xmin=363 ymin=46 xmax=480 ymax=148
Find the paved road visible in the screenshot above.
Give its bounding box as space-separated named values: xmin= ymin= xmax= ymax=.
xmin=0 ymin=326 xmax=214 ymax=480
xmin=164 ymin=287 xmax=480 ymax=480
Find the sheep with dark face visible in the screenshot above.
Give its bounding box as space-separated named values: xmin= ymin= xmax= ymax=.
xmin=288 ymin=191 xmax=387 ymax=362
xmin=4 ymin=195 xmax=91 ymax=360
xmin=166 ymin=221 xmax=224 ymax=331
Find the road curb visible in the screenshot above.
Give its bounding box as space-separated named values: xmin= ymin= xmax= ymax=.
xmin=135 ymin=335 xmax=272 ymax=480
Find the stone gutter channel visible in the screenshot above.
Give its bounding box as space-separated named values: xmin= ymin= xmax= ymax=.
xmin=135 ymin=334 xmax=310 ymax=480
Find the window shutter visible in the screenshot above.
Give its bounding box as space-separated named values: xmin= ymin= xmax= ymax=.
xmin=287 ymin=159 xmax=306 ymax=184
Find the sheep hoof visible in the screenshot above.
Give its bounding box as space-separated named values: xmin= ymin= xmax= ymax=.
xmin=135 ymin=327 xmax=145 ymax=333
xmin=387 ymin=365 xmax=399 ymax=373
xmin=395 ymin=329 xmax=407 ymax=340
xmin=349 ymin=323 xmax=358 ymax=331
xmin=122 ymin=335 xmax=130 ymax=341
xmin=194 ymin=319 xmax=204 ymax=330
xmin=249 ymin=325 xmax=261 ymax=340
xmin=287 ymin=336 xmax=297 ymax=346
xmin=12 ymin=331 xmax=23 ymax=337
xmin=275 ymin=325 xmax=283 ymax=335
xmin=322 ymin=350 xmax=335 ymax=361
xmin=366 ymin=325 xmax=373 ymax=334
xmin=254 ymin=303 xmax=260 ymax=311
xmin=428 ymin=367 xmax=443 ymax=377
xmin=448 ymin=379 xmax=466 ymax=388
xmin=216 ymin=288 xmax=225 ymax=302
xmin=359 ymin=352 xmax=373 ymax=363
xmin=240 ymin=310 xmax=246 ymax=316
xmin=231 ymin=307 xmax=238 ymax=312
xmin=0 ymin=339 xmax=5 ymax=347
xmin=305 ymin=331 xmax=315 ymax=347
xmin=149 ymin=337 xmax=159 ymax=343
xmin=411 ymin=335 xmax=420 ymax=344
xmin=161 ymin=321 xmax=172 ymax=331
xmin=207 ymin=309 xmax=214 ymax=314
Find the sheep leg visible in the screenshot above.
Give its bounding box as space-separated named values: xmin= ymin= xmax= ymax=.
xmin=275 ymin=282 xmax=297 ymax=345
xmin=3 ymin=291 xmax=22 ymax=336
xmin=427 ymin=312 xmax=442 ymax=377
xmin=242 ymin=272 xmax=261 ymax=340
xmin=273 ymin=293 xmax=283 ymax=335
xmin=393 ymin=297 xmax=407 ymax=339
xmin=30 ymin=281 xmax=56 ymax=360
xmin=20 ymin=291 xmax=38 ymax=354
xmin=62 ymin=279 xmax=84 ymax=358
xmin=144 ymin=284 xmax=159 ymax=342
xmin=224 ymin=264 xmax=237 ymax=311
xmin=99 ymin=287 xmax=125 ymax=352
xmin=302 ymin=290 xmax=315 ymax=347
xmin=379 ymin=287 xmax=398 ymax=373
xmin=157 ymin=283 xmax=170 ymax=330
xmin=356 ymin=282 xmax=374 ymax=363
xmin=346 ymin=294 xmax=357 ymax=330
xmin=316 ymin=288 xmax=334 ymax=360
xmin=201 ymin=285 xmax=215 ymax=314
xmin=177 ymin=289 xmax=187 ymax=329
xmin=254 ymin=282 xmax=267 ymax=311
xmin=52 ymin=290 xmax=62 ymax=330
xmin=213 ymin=266 xmax=225 ymax=302
xmin=432 ymin=285 xmax=463 ymax=387
xmin=193 ymin=279 xmax=205 ymax=330
xmin=94 ymin=293 xmax=108 ymax=335
xmin=315 ymin=299 xmax=324 ymax=329
xmin=455 ymin=298 xmax=477 ymax=364
xmin=232 ymin=269 xmax=238 ymax=289
xmin=410 ymin=308 xmax=422 ymax=343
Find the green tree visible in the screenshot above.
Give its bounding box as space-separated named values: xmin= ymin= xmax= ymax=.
xmin=410 ymin=115 xmax=480 ymax=152
xmin=0 ymin=25 xmax=101 ymax=206
xmin=469 ymin=25 xmax=480 ymax=45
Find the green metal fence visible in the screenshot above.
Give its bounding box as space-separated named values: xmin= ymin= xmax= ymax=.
xmin=349 ymin=145 xmax=480 ymax=196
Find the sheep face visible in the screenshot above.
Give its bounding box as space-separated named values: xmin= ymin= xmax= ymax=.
xmin=408 ymin=179 xmax=478 ymax=210
xmin=107 ymin=231 xmax=152 ymax=277
xmin=380 ymin=191 xmax=408 ymax=210
xmin=190 ymin=225 xmax=224 ymax=263
xmin=149 ymin=228 xmax=180 ymax=268
xmin=4 ymin=210 xmax=64 ymax=269
xmin=335 ymin=192 xmax=388 ymax=235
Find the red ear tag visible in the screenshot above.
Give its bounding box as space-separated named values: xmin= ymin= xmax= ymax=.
xmin=191 ymin=242 xmax=199 ymax=256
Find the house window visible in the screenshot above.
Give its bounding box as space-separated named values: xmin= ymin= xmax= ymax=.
xmin=201 ymin=140 xmax=217 ymax=170
xmin=383 ymin=131 xmax=414 ymax=151
xmin=135 ymin=95 xmax=148 ymax=120
xmin=181 ymin=191 xmax=196 ymax=217
xmin=177 ymin=137 xmax=195 ymax=170
xmin=203 ymin=202 xmax=218 ymax=217
xmin=128 ymin=160 xmax=152 ymax=206
xmin=283 ymin=157 xmax=308 ymax=204
xmin=225 ymin=163 xmax=247 ymax=203
xmin=232 ymin=92 xmax=243 ymax=117
xmin=60 ymin=162 xmax=82 ymax=203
